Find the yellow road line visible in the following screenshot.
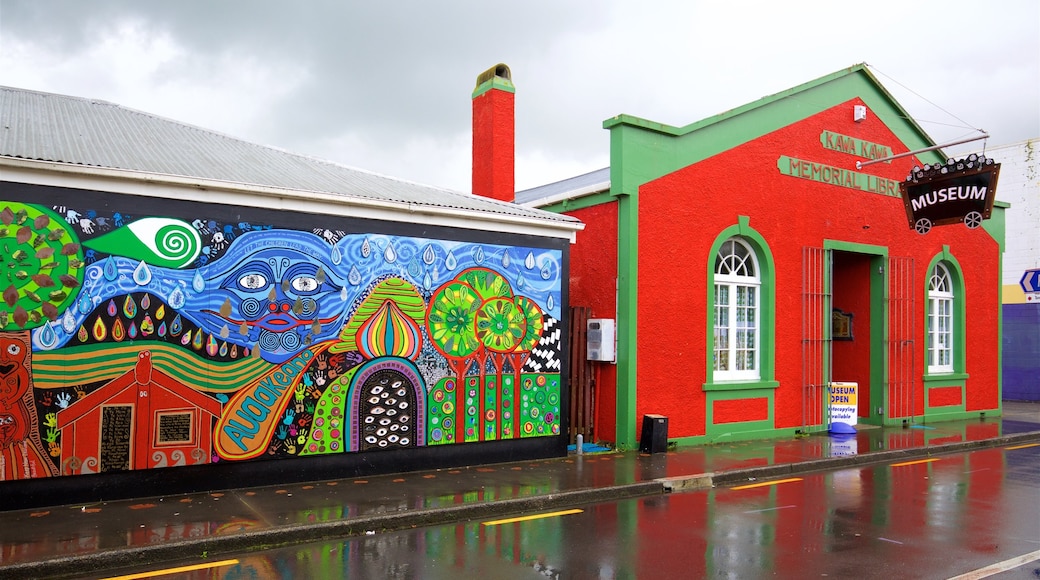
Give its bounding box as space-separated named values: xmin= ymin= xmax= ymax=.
xmin=731 ymin=477 xmax=803 ymax=490
xmin=102 ymin=559 xmax=240 ymax=580
xmin=483 ymin=509 xmax=584 ymax=526
xmin=1005 ymin=443 xmax=1040 ymax=450
xmin=891 ymin=458 xmax=940 ymax=467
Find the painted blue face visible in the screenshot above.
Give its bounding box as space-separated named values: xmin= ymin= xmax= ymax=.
xmin=192 ymin=231 xmax=347 ymax=363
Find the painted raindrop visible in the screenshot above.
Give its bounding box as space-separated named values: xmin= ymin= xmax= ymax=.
xmin=112 ymin=319 xmax=126 ymax=342
xmin=168 ymin=286 xmax=185 ymax=309
xmin=423 ymin=271 xmax=432 ymax=289
xmin=107 ymin=299 xmax=117 ymax=317
xmin=77 ymin=292 xmax=92 ymax=315
xmin=516 ymin=274 xmax=526 ymax=289
xmin=384 ymin=242 xmax=397 ymax=263
xmin=140 ymin=293 xmax=151 ymax=310
xmin=38 ymin=323 xmax=58 ymax=349
xmin=132 ymin=261 xmax=152 ymax=285
xmin=103 ymin=258 xmax=118 ymax=281
xmin=540 ymin=261 xmax=552 ymax=280
xmin=547 ymin=294 xmax=555 ymax=311
xmin=422 ymin=245 xmax=436 ymax=265
xmin=407 ymin=259 xmax=421 ymax=278
xmin=62 ymin=310 xmax=77 ymax=334
xmin=331 ymin=245 xmax=342 ymax=265
xmin=192 ymin=271 xmax=206 ymax=293
xmin=141 ymin=315 xmax=154 ymax=336
xmin=525 ymin=252 xmax=535 ymax=269
xmin=361 ymin=238 xmax=371 ymax=258
xmin=502 ymin=251 xmax=511 ymax=269
xmin=122 ymin=295 xmax=137 ymax=319
xmin=170 ymin=314 xmax=183 ymax=336
xmin=473 ymin=246 xmax=485 ymax=264
xmin=348 ymin=265 xmax=362 ymax=286
xmin=127 ymin=322 xmax=138 ymax=340
xmin=445 ymin=251 xmax=458 ymax=270
xmin=158 ymin=321 xmax=167 ymax=337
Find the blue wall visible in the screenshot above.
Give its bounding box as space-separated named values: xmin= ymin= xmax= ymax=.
xmin=1003 ymin=303 xmax=1040 ymax=401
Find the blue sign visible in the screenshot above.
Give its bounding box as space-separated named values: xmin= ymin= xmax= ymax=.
xmin=1020 ymin=269 xmax=1040 ymax=293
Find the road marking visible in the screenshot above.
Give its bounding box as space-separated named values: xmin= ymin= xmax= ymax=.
xmin=744 ymin=504 xmax=796 ymax=513
xmin=890 ymin=458 xmax=940 ymax=467
xmin=102 ymin=559 xmax=240 ymax=580
xmin=878 ymin=537 xmax=903 ymax=545
xmin=1005 ymin=443 xmax=1040 ymax=450
xmin=946 ymin=549 xmax=1040 ymax=579
xmin=731 ymin=478 xmax=803 ymax=490
xmin=483 ymin=509 xmax=584 ymax=526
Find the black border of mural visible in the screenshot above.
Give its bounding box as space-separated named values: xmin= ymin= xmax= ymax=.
xmin=0 ymin=181 xmax=572 ymax=511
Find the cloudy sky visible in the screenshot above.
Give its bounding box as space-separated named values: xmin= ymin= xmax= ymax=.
xmin=2 ymin=1 xmax=1037 ymax=193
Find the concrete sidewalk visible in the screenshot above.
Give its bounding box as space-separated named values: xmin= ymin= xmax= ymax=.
xmin=2 ymin=402 xmax=1038 ymax=579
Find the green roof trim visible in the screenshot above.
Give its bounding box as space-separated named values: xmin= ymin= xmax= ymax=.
xmin=604 ymin=64 xmax=945 ymax=198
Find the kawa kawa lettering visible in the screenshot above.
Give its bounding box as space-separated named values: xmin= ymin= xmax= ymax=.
xmin=777 ymin=156 xmax=900 ymax=197
xmin=820 ymin=131 xmax=892 ymax=161
xmin=216 ymin=349 xmax=314 ymax=459
xmin=909 ymin=185 xmax=987 ymax=212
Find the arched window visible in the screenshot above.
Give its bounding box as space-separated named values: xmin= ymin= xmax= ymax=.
xmin=713 ymin=237 xmax=760 ymax=381
xmin=927 ymin=262 xmax=954 ymax=373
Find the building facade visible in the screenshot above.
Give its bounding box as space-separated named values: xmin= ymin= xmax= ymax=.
xmin=520 ymin=65 xmax=1006 ymax=450
xmin=0 ymin=74 xmax=581 ymax=508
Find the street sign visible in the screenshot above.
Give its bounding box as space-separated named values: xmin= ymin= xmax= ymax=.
xmin=1020 ymin=269 xmax=1040 ymax=293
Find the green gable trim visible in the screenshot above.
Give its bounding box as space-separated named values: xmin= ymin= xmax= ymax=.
xmin=604 ymin=64 xmax=944 ymax=199
xmin=537 ymin=190 xmax=615 ymax=213
xmin=472 ymin=76 xmax=516 ymax=99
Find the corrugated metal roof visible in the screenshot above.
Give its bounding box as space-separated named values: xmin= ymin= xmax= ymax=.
xmin=515 ymin=167 xmax=610 ymax=205
xmin=0 ymin=86 xmax=577 ymax=226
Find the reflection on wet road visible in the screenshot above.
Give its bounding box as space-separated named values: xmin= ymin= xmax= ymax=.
xmin=97 ymin=444 xmax=1040 ymax=579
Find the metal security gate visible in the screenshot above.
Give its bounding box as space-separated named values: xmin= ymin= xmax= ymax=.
xmin=568 ymin=306 xmax=595 ymax=443
xmin=801 ymin=247 xmax=831 ymax=433
xmin=888 ymin=256 xmax=916 ymax=424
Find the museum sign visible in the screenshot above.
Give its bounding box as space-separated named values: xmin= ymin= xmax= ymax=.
xmin=899 ymin=153 xmax=1000 ymax=234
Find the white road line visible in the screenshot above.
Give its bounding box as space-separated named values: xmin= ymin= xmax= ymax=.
xmin=946 ymin=550 xmax=1040 ymax=580
xmin=743 ymin=505 xmax=797 ymax=514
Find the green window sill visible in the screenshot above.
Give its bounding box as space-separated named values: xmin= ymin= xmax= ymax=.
xmin=703 ymin=380 xmax=780 ymax=392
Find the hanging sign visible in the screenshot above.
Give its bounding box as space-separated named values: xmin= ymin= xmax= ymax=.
xmin=899 ymin=154 xmax=1000 ymax=234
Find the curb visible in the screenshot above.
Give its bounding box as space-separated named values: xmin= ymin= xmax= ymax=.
xmin=6 ymin=430 xmax=1039 ymax=579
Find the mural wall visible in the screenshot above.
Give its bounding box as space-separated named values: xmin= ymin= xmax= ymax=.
xmin=0 ymin=186 xmax=564 ymax=482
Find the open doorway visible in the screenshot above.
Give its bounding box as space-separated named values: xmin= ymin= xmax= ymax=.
xmin=829 ymin=248 xmax=886 ymax=426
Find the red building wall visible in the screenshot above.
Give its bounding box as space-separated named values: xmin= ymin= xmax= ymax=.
xmin=568 ymin=202 xmax=620 ymax=443
xmin=622 ymin=98 xmax=998 ymax=438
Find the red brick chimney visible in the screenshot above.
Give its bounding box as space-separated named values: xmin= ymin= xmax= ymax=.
xmin=472 ymin=63 xmax=515 ymax=203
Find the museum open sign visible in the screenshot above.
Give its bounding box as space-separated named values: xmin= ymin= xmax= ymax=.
xmin=899 ymin=155 xmax=1000 ymax=235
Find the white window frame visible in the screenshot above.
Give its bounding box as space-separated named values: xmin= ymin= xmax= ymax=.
xmin=927 ymin=262 xmax=954 ymax=374
xmin=713 ymin=238 xmax=760 ymax=382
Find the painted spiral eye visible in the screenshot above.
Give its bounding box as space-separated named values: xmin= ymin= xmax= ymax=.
xmin=239 ymin=273 xmax=268 ymax=290
xmin=291 ymin=276 xmax=319 ymax=293
xmin=6 ymin=344 xmax=20 ymax=356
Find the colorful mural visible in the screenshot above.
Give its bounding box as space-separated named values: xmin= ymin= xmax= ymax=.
xmin=0 ymin=199 xmax=563 ymax=481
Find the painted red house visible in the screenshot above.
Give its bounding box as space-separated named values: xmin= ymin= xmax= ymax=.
xmin=56 ymin=351 xmax=223 ymax=474
xmin=517 ymin=64 xmax=1006 ymax=450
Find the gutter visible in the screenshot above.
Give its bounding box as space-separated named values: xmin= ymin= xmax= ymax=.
xmin=0 ymin=157 xmax=584 ymax=243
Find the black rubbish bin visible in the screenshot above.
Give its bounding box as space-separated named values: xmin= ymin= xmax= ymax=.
xmin=639 ymin=414 xmax=668 ymax=454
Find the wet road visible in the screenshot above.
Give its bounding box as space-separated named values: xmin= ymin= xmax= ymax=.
xmin=93 ymin=444 xmax=1040 ymax=580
